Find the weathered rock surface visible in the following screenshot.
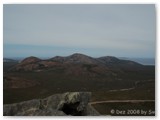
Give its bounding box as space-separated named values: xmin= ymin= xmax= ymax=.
xmin=3 ymin=92 xmax=100 ymax=116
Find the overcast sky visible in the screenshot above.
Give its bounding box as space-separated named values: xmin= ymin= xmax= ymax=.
xmin=3 ymin=4 xmax=156 ymax=58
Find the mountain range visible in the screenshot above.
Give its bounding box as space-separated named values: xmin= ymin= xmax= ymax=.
xmin=8 ymin=53 xmax=143 ymax=72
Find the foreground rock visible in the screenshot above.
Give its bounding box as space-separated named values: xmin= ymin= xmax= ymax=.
xmin=3 ymin=92 xmax=100 ymax=116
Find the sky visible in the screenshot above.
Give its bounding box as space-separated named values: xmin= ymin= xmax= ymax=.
xmin=3 ymin=4 xmax=156 ymax=58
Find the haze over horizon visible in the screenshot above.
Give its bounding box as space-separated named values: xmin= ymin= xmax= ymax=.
xmin=4 ymin=4 xmax=156 ymax=58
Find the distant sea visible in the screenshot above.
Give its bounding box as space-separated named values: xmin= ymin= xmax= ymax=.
xmin=120 ymin=58 xmax=155 ymax=65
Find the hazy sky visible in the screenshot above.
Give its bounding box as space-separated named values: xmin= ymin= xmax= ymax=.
xmin=3 ymin=4 xmax=156 ymax=58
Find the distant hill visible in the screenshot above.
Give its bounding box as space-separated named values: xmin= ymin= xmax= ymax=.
xmin=8 ymin=53 xmax=144 ymax=73
xmin=20 ymin=56 xmax=41 ymax=64
xmin=97 ymin=56 xmax=142 ymax=66
xmin=51 ymin=53 xmax=99 ymax=64
xmin=3 ymin=58 xmax=19 ymax=72
xmin=3 ymin=58 xmax=18 ymax=62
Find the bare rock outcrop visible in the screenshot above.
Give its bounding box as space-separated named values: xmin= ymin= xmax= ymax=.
xmin=3 ymin=92 xmax=100 ymax=116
